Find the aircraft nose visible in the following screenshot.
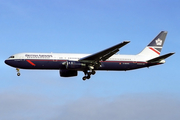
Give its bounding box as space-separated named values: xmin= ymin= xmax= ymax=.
xmin=4 ymin=59 xmax=9 ymax=65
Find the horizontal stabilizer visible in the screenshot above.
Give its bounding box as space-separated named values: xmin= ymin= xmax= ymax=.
xmin=147 ymin=52 xmax=175 ymax=63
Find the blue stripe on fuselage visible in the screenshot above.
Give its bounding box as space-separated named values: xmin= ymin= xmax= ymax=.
xmin=5 ymin=59 xmax=158 ymax=70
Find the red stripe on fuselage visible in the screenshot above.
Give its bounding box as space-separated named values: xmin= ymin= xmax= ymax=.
xmin=149 ymin=47 xmax=160 ymax=55
xmin=26 ymin=60 xmax=36 ymax=66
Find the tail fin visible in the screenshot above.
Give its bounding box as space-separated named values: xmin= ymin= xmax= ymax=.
xmin=138 ymin=31 xmax=167 ymax=58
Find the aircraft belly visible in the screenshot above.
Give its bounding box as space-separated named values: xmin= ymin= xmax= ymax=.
xmin=98 ymin=62 xmax=129 ymax=70
xmin=7 ymin=59 xmax=149 ymax=71
xmin=98 ymin=61 xmax=148 ymax=71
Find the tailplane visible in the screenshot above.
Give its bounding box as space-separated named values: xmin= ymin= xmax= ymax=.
xmin=138 ymin=31 xmax=167 ymax=57
xmin=147 ymin=52 xmax=175 ymax=63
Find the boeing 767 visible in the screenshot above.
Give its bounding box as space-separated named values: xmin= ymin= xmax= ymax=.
xmin=5 ymin=31 xmax=174 ymax=80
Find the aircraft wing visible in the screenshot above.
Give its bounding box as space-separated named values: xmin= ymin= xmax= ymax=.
xmin=147 ymin=52 xmax=175 ymax=63
xmin=79 ymin=41 xmax=130 ymax=63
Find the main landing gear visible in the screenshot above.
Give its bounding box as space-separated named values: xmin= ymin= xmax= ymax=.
xmin=82 ymin=70 xmax=96 ymax=81
xmin=16 ymin=68 xmax=20 ymax=76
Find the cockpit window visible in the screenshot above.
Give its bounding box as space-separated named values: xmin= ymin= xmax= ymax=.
xmin=9 ymin=56 xmax=15 ymax=58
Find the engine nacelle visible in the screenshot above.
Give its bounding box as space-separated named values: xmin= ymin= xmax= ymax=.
xmin=65 ymin=61 xmax=86 ymax=70
xmin=60 ymin=69 xmax=78 ymax=77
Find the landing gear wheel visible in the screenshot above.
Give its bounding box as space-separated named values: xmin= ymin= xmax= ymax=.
xmin=86 ymin=73 xmax=91 ymax=79
xmin=86 ymin=75 xmax=90 ymax=79
xmin=16 ymin=68 xmax=20 ymax=76
xmin=82 ymin=76 xmax=87 ymax=81
xmin=91 ymin=70 xmax=96 ymax=75
xmin=17 ymin=73 xmax=20 ymax=76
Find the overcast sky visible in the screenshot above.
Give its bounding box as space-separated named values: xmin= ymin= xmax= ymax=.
xmin=1 ymin=0 xmax=180 ymax=120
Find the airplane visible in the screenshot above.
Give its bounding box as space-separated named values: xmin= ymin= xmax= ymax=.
xmin=5 ymin=31 xmax=174 ymax=80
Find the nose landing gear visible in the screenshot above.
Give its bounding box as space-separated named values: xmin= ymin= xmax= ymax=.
xmin=16 ymin=68 xmax=20 ymax=76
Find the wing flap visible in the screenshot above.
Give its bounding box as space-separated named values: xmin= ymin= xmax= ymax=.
xmin=147 ymin=52 xmax=175 ymax=63
xmin=79 ymin=41 xmax=130 ymax=62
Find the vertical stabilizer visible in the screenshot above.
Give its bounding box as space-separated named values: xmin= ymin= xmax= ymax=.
xmin=138 ymin=31 xmax=167 ymax=58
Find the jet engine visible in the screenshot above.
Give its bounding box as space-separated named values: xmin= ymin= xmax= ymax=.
xmin=60 ymin=69 xmax=78 ymax=77
xmin=64 ymin=61 xmax=86 ymax=70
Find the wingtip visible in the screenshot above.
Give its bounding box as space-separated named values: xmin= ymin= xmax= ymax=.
xmin=161 ymin=31 xmax=168 ymax=33
xmin=123 ymin=41 xmax=130 ymax=43
xmin=171 ymin=52 xmax=175 ymax=55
